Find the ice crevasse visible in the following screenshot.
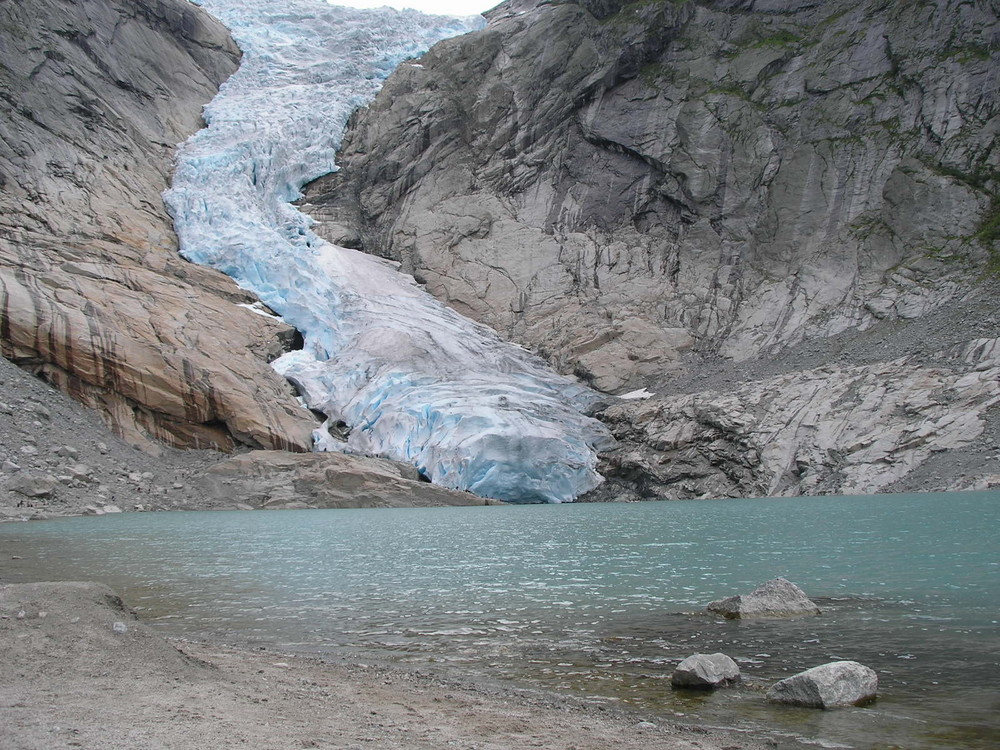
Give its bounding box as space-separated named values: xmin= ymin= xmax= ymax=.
xmin=165 ymin=0 xmax=614 ymax=503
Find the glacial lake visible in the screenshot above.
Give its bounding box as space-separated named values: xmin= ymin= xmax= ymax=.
xmin=1 ymin=490 xmax=998 ymax=749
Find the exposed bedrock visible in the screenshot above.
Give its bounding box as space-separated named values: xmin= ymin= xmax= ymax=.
xmin=304 ymin=0 xmax=1000 ymax=497
xmin=306 ymin=0 xmax=999 ymax=390
xmin=0 ymin=0 xmax=316 ymax=453
xmin=592 ymin=336 xmax=1000 ymax=500
xmin=196 ymin=451 xmax=497 ymax=510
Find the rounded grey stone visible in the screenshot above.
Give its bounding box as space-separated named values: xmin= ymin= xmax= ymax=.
xmin=767 ymin=660 xmax=878 ymax=708
xmin=671 ymin=652 xmax=741 ymax=689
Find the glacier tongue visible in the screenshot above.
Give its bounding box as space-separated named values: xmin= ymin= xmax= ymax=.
xmin=164 ymin=0 xmax=613 ymax=503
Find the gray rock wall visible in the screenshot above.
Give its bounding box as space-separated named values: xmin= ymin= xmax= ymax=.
xmin=303 ymin=0 xmax=1000 ymax=498
xmin=306 ymin=0 xmax=998 ymax=390
xmin=0 ymin=0 xmax=316 ymax=451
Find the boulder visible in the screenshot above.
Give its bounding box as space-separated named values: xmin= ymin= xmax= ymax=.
xmin=670 ymin=653 xmax=741 ymax=690
xmin=10 ymin=474 xmax=59 ymax=499
xmin=707 ymin=578 xmax=820 ymax=619
xmin=68 ymin=464 xmax=95 ymax=483
xmin=767 ymin=661 xmax=878 ymax=709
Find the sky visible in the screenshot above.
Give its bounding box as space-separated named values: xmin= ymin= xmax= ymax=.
xmin=327 ymin=0 xmax=498 ymax=17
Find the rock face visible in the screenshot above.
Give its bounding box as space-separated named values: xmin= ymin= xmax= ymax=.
xmin=767 ymin=661 xmax=878 ymax=709
xmin=707 ymin=578 xmax=820 ymax=619
xmin=306 ymin=0 xmax=998 ymax=389
xmin=304 ymin=0 xmax=1000 ymax=498
xmin=593 ymin=340 xmax=1000 ymax=500
xmin=195 ymin=450 xmax=498 ymax=509
xmin=671 ymin=653 xmax=741 ymax=689
xmin=0 ymin=0 xmax=316 ymax=453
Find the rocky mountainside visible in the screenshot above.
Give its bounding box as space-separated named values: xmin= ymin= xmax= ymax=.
xmin=0 ymin=0 xmax=315 ymax=453
xmin=2 ymin=0 xmax=997 ymax=504
xmin=304 ymin=0 xmax=1000 ymax=498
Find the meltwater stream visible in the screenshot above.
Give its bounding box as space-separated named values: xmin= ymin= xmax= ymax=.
xmin=164 ymin=0 xmax=612 ymax=503
xmin=2 ymin=491 xmax=998 ymax=749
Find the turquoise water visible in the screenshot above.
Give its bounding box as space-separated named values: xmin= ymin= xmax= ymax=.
xmin=1 ymin=491 xmax=998 ymax=748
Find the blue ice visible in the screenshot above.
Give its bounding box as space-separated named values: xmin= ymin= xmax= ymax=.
xmin=165 ymin=0 xmax=614 ymax=502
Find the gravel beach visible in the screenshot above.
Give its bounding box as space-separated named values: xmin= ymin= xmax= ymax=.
xmin=0 ymin=581 xmax=774 ymax=750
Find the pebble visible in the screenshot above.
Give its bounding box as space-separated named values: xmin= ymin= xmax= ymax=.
xmin=112 ymin=621 xmax=128 ymax=634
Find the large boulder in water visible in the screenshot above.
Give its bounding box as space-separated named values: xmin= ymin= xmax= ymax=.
xmin=707 ymin=578 xmax=820 ymax=619
xmin=670 ymin=653 xmax=741 ymax=690
xmin=767 ymin=661 xmax=878 ymax=709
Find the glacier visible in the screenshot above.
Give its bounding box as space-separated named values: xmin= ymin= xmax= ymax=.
xmin=164 ymin=0 xmax=614 ymax=503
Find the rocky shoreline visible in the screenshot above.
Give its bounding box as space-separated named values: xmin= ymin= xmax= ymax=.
xmin=0 ymin=354 xmax=491 ymax=523
xmin=1 ymin=580 xmax=781 ymax=750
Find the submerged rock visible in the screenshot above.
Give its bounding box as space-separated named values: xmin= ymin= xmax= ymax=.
xmin=707 ymin=578 xmax=820 ymax=619
xmin=670 ymin=653 xmax=741 ymax=690
xmin=767 ymin=661 xmax=878 ymax=709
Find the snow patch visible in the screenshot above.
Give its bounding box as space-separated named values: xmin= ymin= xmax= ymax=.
xmin=619 ymin=388 xmax=654 ymax=400
xmin=238 ymin=302 xmax=282 ymax=320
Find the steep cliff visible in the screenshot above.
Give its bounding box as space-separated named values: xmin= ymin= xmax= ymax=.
xmin=0 ymin=0 xmax=316 ymax=452
xmin=304 ymin=0 xmax=1000 ymax=497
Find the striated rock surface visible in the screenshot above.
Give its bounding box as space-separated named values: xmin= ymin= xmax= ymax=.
xmin=306 ymin=0 xmax=999 ymax=391
xmin=594 ymin=338 xmax=1000 ymax=500
xmin=671 ymin=653 xmax=741 ymax=689
xmin=195 ymin=450 xmax=498 ymax=509
xmin=0 ymin=0 xmax=316 ymax=452
xmin=303 ymin=0 xmax=1000 ymax=498
xmin=707 ymin=578 xmax=819 ymax=619
xmin=767 ymin=661 xmax=878 ymax=709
